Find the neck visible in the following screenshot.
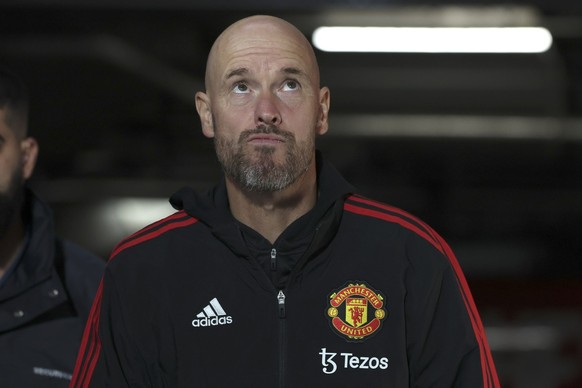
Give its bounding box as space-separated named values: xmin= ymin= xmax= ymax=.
xmin=226 ymin=163 xmax=318 ymax=244
xmin=0 ymin=214 xmax=26 ymax=279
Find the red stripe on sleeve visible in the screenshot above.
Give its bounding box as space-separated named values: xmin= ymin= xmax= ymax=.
xmin=432 ymin=232 xmax=500 ymax=387
xmin=124 ymin=211 xmax=189 ymax=238
xmin=81 ymin=310 xmax=102 ymax=388
xmin=107 ymin=211 xmax=190 ymax=260
xmin=110 ymin=216 xmax=198 ymax=260
xmin=70 ymin=281 xmax=103 ymax=388
xmin=70 ymin=213 xmax=198 ymax=387
xmin=344 ymin=202 xmax=444 ymax=255
xmin=349 ymin=196 xmax=439 ymax=237
xmin=344 ymin=197 xmax=500 ymax=387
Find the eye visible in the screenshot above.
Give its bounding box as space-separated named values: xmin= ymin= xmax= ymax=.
xmin=232 ymin=82 xmax=250 ymax=94
xmin=282 ymin=80 xmax=299 ymax=91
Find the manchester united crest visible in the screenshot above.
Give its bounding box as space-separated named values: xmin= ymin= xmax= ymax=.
xmin=326 ymin=282 xmax=387 ymax=341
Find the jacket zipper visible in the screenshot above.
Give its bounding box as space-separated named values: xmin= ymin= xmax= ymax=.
xmin=270 ymin=248 xmax=277 ymax=271
xmin=277 ymin=290 xmax=286 ymax=388
xmin=277 ymin=290 xmax=286 ymax=318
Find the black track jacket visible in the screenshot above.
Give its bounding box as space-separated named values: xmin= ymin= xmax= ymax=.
xmin=71 ymin=154 xmax=499 ymax=388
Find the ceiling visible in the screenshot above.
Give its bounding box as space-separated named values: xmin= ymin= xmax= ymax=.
xmin=1 ymin=0 xmax=581 ymax=279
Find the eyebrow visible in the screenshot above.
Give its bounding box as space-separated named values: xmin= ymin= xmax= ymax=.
xmin=282 ymin=67 xmax=304 ymax=77
xmin=225 ymin=66 xmax=306 ymax=80
xmin=225 ymin=67 xmax=248 ymax=80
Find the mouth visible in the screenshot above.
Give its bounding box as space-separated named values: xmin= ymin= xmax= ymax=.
xmin=246 ymin=134 xmax=286 ymax=145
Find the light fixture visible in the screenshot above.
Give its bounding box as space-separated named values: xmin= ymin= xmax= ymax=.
xmin=312 ymin=26 xmax=553 ymax=53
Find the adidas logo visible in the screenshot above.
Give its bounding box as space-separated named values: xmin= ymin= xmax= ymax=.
xmin=191 ymin=298 xmax=233 ymax=327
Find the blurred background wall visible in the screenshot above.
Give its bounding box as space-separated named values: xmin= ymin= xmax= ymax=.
xmin=1 ymin=1 xmax=581 ymax=386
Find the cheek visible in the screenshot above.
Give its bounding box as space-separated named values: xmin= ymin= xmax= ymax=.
xmin=227 ymin=94 xmax=255 ymax=108
xmin=215 ymin=104 xmax=254 ymax=130
xmin=278 ymin=92 xmax=306 ymax=111
xmin=0 ymin=157 xmax=18 ymax=192
xmin=213 ymin=120 xmax=244 ymax=149
xmin=283 ymin=102 xmax=320 ymax=130
xmin=0 ymin=151 xmax=19 ymax=173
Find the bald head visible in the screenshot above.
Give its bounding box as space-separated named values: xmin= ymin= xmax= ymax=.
xmin=194 ymin=14 xmax=331 ymax=198
xmin=204 ymin=15 xmax=321 ymax=94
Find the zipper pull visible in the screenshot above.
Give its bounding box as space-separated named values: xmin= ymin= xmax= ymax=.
xmin=270 ymin=248 xmax=277 ymax=271
xmin=277 ymin=290 xmax=286 ymax=318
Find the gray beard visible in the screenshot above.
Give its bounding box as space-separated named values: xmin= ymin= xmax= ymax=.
xmin=214 ymin=124 xmax=313 ymax=192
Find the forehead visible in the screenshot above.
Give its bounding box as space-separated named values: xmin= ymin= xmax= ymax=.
xmin=210 ymin=20 xmax=318 ymax=84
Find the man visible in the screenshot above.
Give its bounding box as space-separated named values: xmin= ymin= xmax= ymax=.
xmin=0 ymin=68 xmax=105 ymax=387
xmin=71 ymin=15 xmax=500 ymax=387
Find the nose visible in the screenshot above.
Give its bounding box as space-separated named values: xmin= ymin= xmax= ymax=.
xmin=255 ymin=92 xmax=282 ymax=126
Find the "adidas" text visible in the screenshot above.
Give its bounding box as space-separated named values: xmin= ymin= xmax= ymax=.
xmin=191 ymin=316 xmax=233 ymax=327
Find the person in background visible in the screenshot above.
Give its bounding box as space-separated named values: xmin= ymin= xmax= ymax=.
xmin=71 ymin=15 xmax=499 ymax=387
xmin=0 ymin=67 xmax=105 ymax=387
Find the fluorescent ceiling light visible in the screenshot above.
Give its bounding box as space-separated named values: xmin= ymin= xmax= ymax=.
xmin=312 ymin=26 xmax=553 ymax=53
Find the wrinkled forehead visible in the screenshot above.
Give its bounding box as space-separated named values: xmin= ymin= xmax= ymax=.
xmin=205 ymin=17 xmax=319 ymax=89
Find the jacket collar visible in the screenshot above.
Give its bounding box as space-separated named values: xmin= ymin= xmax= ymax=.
xmin=0 ymin=188 xmax=56 ymax=297
xmin=170 ymin=151 xmax=354 ymax=263
xmin=0 ymin=189 xmax=70 ymax=332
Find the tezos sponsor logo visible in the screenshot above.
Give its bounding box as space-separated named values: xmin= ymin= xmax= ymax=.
xmin=319 ymin=347 xmax=389 ymax=375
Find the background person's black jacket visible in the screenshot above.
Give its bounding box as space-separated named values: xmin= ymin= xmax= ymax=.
xmin=0 ymin=189 xmax=105 ymax=388
xmin=72 ymin=154 xmax=499 ymax=387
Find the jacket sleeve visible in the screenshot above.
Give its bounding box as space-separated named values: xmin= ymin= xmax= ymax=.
xmin=69 ymin=265 xmax=151 ymax=388
xmin=403 ymin=229 xmax=499 ymax=388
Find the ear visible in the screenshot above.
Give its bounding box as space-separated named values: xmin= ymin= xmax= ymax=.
xmin=316 ymin=87 xmax=330 ymax=135
xmin=20 ymin=137 xmax=39 ymax=180
xmin=195 ymin=91 xmax=215 ymax=138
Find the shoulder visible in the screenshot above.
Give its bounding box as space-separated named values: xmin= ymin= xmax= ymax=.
xmin=58 ymin=239 xmax=105 ymax=317
xmin=109 ymin=210 xmax=199 ymax=261
xmin=343 ymin=194 xmax=448 ymax=256
xmin=60 ymin=239 xmax=105 ymax=279
xmin=344 ymin=195 xmax=470 ymax=284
